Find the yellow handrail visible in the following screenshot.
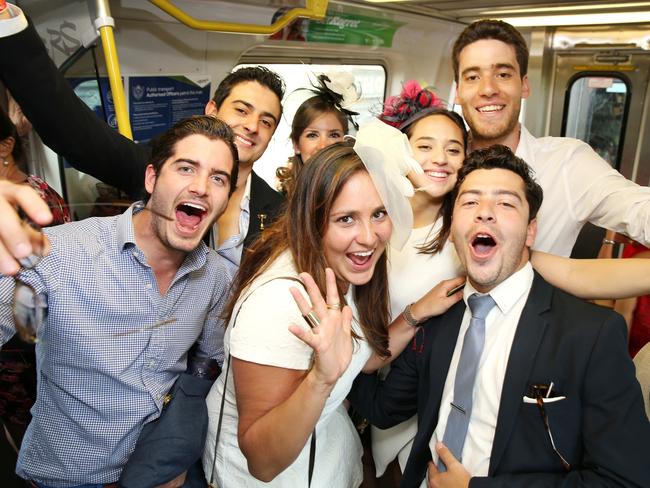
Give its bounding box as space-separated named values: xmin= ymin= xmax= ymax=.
xmin=95 ymin=0 xmax=133 ymax=139
xmin=148 ymin=0 xmax=328 ymax=34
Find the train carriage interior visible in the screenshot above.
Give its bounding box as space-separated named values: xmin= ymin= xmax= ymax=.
xmin=1 ymin=1 xmax=650 ymax=486
xmin=10 ymin=0 xmax=650 ymax=233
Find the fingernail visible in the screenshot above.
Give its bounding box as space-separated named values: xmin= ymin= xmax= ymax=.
xmin=0 ymin=258 xmax=19 ymax=276
xmin=14 ymin=242 xmax=31 ymax=258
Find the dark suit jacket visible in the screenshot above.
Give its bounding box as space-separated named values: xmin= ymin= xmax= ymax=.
xmin=350 ymin=272 xmax=650 ymax=487
xmin=0 ymin=19 xmax=284 ymax=246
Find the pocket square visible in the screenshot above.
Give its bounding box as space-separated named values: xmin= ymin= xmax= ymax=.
xmin=523 ymin=395 xmax=566 ymax=404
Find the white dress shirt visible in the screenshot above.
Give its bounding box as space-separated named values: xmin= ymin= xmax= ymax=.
xmin=210 ymin=172 xmax=252 ymax=279
xmin=427 ymin=262 xmax=535 ymax=480
xmin=516 ymin=125 xmax=650 ymax=256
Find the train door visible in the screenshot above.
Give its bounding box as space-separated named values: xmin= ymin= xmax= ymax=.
xmin=547 ymin=49 xmax=650 ymax=257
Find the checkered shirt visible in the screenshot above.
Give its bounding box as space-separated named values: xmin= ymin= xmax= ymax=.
xmin=0 ymin=205 xmax=230 ymax=487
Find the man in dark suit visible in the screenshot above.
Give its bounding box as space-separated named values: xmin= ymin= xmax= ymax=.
xmin=350 ymin=144 xmax=650 ymax=488
xmin=0 ymin=7 xmax=285 ymax=276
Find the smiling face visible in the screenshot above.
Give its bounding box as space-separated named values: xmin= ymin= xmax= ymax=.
xmin=455 ymin=39 xmax=529 ymax=147
xmin=295 ymin=111 xmax=345 ymax=163
xmin=205 ymin=81 xmax=281 ymax=168
xmin=322 ymin=170 xmax=392 ymax=289
xmin=144 ymin=134 xmax=233 ymax=254
xmin=450 ymin=168 xmax=536 ymax=292
xmin=407 ymin=114 xmax=466 ymax=199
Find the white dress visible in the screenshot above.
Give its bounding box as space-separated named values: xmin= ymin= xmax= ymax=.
xmin=203 ymin=251 xmax=372 ymax=487
xmin=372 ymin=219 xmax=462 ymax=476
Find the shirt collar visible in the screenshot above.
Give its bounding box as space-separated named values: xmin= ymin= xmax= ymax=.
xmin=463 ymin=261 xmax=534 ymax=316
xmin=116 ymin=202 xmax=141 ymax=250
xmin=514 ymin=124 xmax=533 ymax=161
xmin=240 ymin=173 xmax=252 ymax=211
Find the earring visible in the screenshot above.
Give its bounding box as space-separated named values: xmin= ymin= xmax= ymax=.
xmin=2 ymin=160 xmax=8 ymax=167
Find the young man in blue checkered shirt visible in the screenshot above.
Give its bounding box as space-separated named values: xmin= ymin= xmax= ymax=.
xmin=0 ymin=115 xmax=238 ymax=487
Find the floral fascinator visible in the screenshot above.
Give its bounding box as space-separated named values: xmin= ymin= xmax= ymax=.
xmin=380 ymin=80 xmax=445 ymax=131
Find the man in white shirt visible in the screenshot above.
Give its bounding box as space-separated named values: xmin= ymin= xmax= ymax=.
xmin=349 ymin=145 xmax=650 ymax=487
xmin=453 ymin=19 xmax=650 ymax=257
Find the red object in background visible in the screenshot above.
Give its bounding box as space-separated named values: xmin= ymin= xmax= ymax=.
xmin=622 ymin=242 xmax=650 ymax=357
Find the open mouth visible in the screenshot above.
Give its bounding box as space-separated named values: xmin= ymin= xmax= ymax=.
xmin=175 ymin=202 xmax=208 ymax=233
xmin=477 ymin=104 xmax=505 ymax=114
xmin=347 ymin=250 xmax=374 ymax=268
xmin=471 ymin=232 xmax=497 ymax=258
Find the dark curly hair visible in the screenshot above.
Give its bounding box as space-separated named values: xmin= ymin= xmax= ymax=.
xmin=146 ymin=115 xmax=239 ymax=201
xmin=452 ymin=20 xmax=529 ymax=82
xmin=441 ymin=144 xmax=543 ymax=235
xmin=211 ymin=66 xmax=285 ymax=117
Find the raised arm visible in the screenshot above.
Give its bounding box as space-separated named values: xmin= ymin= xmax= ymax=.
xmin=362 ymin=276 xmax=465 ymax=373
xmin=0 ymin=11 xmax=148 ymax=194
xmin=233 ymin=269 xmax=352 ymax=482
xmin=562 ymin=141 xmax=650 ymax=248
xmin=531 ymin=250 xmax=650 ymax=299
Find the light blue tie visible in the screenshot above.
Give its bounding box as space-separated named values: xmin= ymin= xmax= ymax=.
xmin=438 ymin=293 xmax=496 ymax=471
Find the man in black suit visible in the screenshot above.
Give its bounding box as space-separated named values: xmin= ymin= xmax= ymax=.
xmin=350 ymin=145 xmax=650 ymax=488
xmin=0 ymin=7 xmax=285 ymax=276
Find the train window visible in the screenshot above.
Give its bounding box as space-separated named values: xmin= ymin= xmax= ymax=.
xmin=234 ymin=62 xmax=386 ymax=189
xmin=563 ymin=75 xmax=629 ymax=168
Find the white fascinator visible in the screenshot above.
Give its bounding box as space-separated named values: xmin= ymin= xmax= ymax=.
xmin=352 ymin=119 xmax=421 ymax=250
xmin=283 ymin=72 xmax=361 ymax=130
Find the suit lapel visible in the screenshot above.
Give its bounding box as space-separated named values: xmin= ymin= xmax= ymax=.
xmin=245 ymin=171 xmax=285 ymax=248
xmin=412 ymin=301 xmax=466 ymax=480
xmin=488 ymin=273 xmax=552 ymax=474
xmin=425 ymin=301 xmax=466 ymax=417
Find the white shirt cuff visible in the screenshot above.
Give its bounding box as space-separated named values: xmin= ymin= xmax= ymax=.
xmin=0 ymin=4 xmax=28 ymax=38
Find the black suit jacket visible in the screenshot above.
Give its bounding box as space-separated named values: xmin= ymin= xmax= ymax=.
xmin=0 ymin=20 xmax=284 ymax=246
xmin=350 ymin=272 xmax=650 ymax=487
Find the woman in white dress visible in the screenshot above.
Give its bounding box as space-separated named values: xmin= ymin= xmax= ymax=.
xmin=369 ymin=82 xmax=470 ymax=477
xmin=202 ymin=136 xmax=463 ymax=487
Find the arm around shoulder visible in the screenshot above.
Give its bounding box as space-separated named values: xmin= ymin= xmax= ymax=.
xmin=531 ymin=250 xmax=650 ymax=299
xmin=0 ymin=18 xmax=147 ymax=193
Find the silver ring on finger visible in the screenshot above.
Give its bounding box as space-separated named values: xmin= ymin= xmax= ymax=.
xmin=304 ymin=310 xmax=321 ymax=329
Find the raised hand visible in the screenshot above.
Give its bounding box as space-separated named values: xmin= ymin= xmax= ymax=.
xmin=410 ymin=276 xmax=465 ymax=323
xmin=0 ymin=180 xmax=52 ymax=275
xmin=289 ymin=268 xmax=353 ymax=386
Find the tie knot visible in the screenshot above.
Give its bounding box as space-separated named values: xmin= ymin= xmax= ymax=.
xmin=468 ymin=293 xmax=496 ymax=320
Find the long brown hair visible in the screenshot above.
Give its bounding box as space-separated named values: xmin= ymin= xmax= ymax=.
xmin=226 ymin=141 xmax=390 ymax=357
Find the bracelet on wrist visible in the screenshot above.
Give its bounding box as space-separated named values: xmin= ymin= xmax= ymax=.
xmin=402 ymin=303 xmax=421 ymax=327
xmin=602 ymin=238 xmax=616 ymax=245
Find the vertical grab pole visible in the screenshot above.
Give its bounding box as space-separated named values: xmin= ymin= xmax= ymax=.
xmin=94 ymin=0 xmax=132 ymax=140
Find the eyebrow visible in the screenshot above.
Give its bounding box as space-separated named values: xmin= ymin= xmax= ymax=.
xmin=232 ymin=99 xmax=278 ymax=125
xmin=459 ymin=188 xmax=523 ymax=202
xmin=330 ymin=205 xmax=387 ymax=217
xmin=460 ymin=62 xmax=517 ymax=78
xmin=305 ymin=127 xmax=343 ymax=132
xmin=415 ymin=135 xmax=464 ymax=146
xmin=173 ymin=158 xmax=231 ymax=182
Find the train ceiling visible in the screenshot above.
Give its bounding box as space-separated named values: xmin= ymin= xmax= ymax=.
xmin=353 ymin=1 xmax=650 ymax=25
